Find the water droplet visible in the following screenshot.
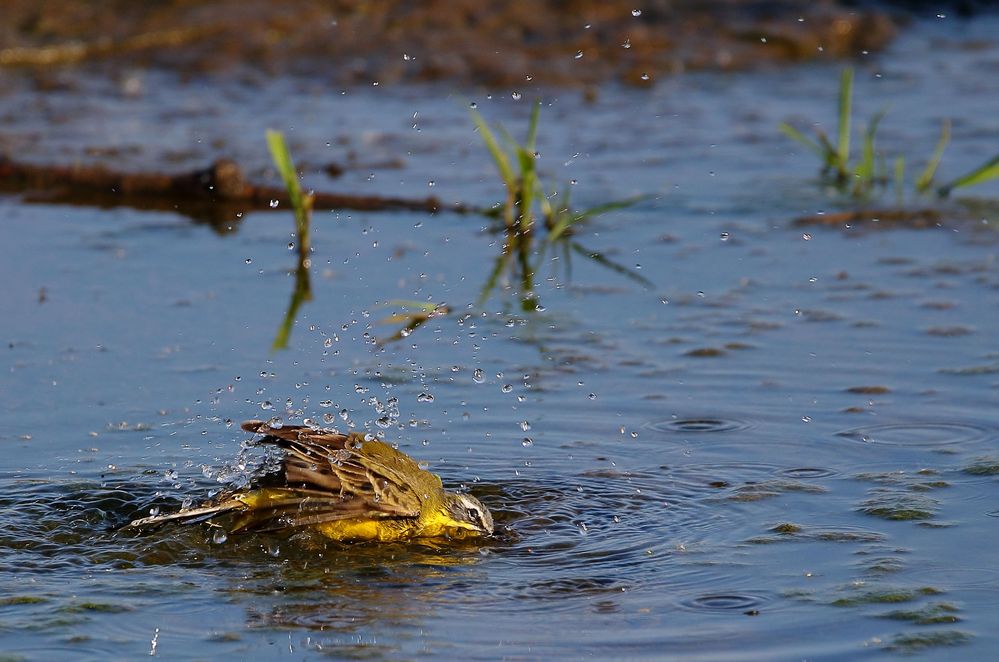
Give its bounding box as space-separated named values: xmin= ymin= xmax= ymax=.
xmin=511 ymin=91 xmax=522 ymax=100
xmin=720 ymin=232 xmax=730 ymax=241
xmin=320 ymin=400 xmax=333 ymax=408
xmin=417 ymin=392 xmax=435 ymax=403
xmin=522 ymin=437 xmax=534 ymax=447
xmin=212 ymin=529 xmax=228 ymax=544
xmin=802 ymin=233 xmax=812 ymax=241
xmin=269 ymin=199 xmax=279 ymax=208
xmin=632 ymin=8 xmax=642 ymax=16
xmin=417 ymin=461 xmax=430 ymax=470
xmin=149 ymin=505 xmax=161 ymax=517
xmin=802 ymin=416 xmax=812 ymax=423
xmin=339 ymin=408 xmax=350 ymax=420
xmin=501 ymin=384 xmax=513 ymax=393
xmin=588 ymin=393 xmax=597 ymax=400
xmin=520 ymin=420 xmax=531 ymax=432
xmin=324 ymin=337 xmax=333 ymax=348
xmin=267 ymin=543 xmax=281 ymax=557
xmin=640 ymin=73 xmax=650 ymax=81
xmin=473 ymin=369 xmax=485 ymax=384
xmin=245 ymin=258 xmax=252 ymax=264
xmin=469 ymin=101 xmax=478 ymax=109
xmin=575 ymin=50 xmax=584 ymax=59
xmin=260 ymin=400 xmax=273 ymax=410
xmin=427 ymin=180 xmax=435 ymax=187
xmin=323 ymin=413 xmax=335 ymax=423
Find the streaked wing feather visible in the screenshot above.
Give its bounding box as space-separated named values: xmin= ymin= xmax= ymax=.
xmin=242 ymin=420 xmax=422 ymax=517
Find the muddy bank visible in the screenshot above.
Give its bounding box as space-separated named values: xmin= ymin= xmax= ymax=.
xmin=1 ymin=1 xmax=899 ymax=87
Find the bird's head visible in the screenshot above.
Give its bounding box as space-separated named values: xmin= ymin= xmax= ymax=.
xmin=440 ymin=492 xmax=494 ymax=536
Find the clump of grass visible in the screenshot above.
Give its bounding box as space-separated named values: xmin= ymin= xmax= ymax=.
xmin=780 ymin=67 xmax=999 ymax=202
xmin=470 ymin=99 xmax=646 ymax=241
xmin=265 ymin=130 xmax=314 ymax=350
xmin=469 ymin=100 xmax=651 ymax=310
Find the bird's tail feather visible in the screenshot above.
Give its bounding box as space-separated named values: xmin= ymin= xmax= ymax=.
xmin=125 ymin=498 xmax=247 ymax=529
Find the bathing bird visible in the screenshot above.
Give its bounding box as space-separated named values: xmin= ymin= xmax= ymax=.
xmin=128 ymin=420 xmax=493 ymax=542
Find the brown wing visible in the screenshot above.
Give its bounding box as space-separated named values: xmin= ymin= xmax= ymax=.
xmin=241 ymin=420 xmax=422 ymax=518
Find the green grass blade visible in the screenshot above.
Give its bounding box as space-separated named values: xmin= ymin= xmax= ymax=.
xmin=836 ymin=68 xmax=853 ymax=172
xmin=524 ymin=99 xmax=541 ymax=154
xmin=915 ymin=119 xmax=951 ymax=194
xmin=894 ymin=155 xmax=905 ymax=203
xmin=478 ymin=245 xmax=513 ymax=305
xmin=469 ymin=108 xmax=516 ymax=190
xmin=854 ymin=108 xmax=886 ymax=192
xmin=266 ymin=130 xmax=304 ymax=212
xmin=779 ymin=122 xmax=825 ymax=157
xmin=938 ymin=153 xmax=999 ymax=197
xmin=266 ymin=129 xmax=312 ymax=257
xmin=272 ymin=260 xmax=313 ymax=350
xmin=568 ymin=241 xmax=654 ymax=288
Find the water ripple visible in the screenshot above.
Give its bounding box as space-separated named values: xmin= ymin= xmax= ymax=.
xmin=645 ymin=417 xmax=753 ymax=434
xmin=835 ymin=421 xmax=996 ymax=449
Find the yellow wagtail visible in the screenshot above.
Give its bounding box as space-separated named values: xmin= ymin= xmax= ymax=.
xmin=128 ymin=420 xmax=493 ymax=542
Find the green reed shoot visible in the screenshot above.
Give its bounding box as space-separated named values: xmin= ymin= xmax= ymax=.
xmin=266 ymin=129 xmax=314 ymax=264
xmin=266 ymin=129 xmax=314 ymax=350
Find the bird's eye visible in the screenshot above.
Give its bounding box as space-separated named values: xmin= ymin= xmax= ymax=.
xmin=466 ymin=507 xmax=480 ymax=522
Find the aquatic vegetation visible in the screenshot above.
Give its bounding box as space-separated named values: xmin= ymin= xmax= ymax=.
xmin=878 ymin=602 xmax=960 ymax=625
xmin=962 ymin=457 xmax=999 ymax=476
xmin=471 ymin=99 xmax=646 ymax=239
xmin=468 ymin=100 xmax=650 ymax=310
xmin=857 ymin=491 xmax=937 ymax=521
xmin=780 ymin=67 xmax=999 ymax=203
xmin=831 ymin=586 xmax=942 ymax=607
xmin=884 ymin=630 xmax=971 ymax=653
xmin=265 ymin=130 xmax=314 ymax=350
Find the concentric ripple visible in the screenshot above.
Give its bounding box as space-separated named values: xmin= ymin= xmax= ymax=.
xmin=677 ymin=591 xmax=774 ymax=614
xmin=835 ymin=422 xmax=995 ymax=449
xmin=645 ymin=417 xmax=753 ymax=434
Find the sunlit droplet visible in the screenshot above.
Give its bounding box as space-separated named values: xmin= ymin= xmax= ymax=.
xmin=269 ymin=199 xmax=279 ymax=208
xmin=417 ymin=392 xmax=435 ymax=403
xmin=473 ymin=369 xmax=485 ymax=384
xmin=212 ymin=529 xmax=228 ymax=544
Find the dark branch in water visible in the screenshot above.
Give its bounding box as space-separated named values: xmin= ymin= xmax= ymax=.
xmin=0 ymin=157 xmax=472 ymax=228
